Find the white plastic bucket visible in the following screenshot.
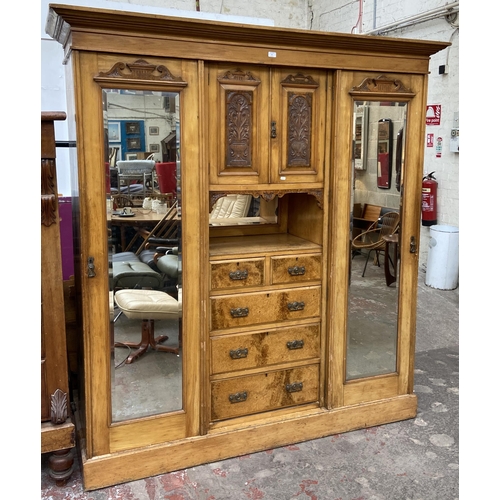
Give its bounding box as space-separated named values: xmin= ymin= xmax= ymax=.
xmin=425 ymin=225 xmax=459 ymax=290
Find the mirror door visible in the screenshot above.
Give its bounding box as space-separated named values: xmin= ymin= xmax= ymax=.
xmin=347 ymin=100 xmax=407 ymax=380
xmin=104 ymin=89 xmax=183 ymax=422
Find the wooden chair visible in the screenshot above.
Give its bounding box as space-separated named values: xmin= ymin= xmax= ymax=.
xmin=112 ymin=194 xmax=134 ymax=209
xmin=351 ymin=211 xmax=400 ymax=277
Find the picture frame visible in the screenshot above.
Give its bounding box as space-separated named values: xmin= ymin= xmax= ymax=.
xmin=125 ymin=153 xmax=138 ymax=160
xmin=149 ymin=126 xmax=159 ymax=135
xmin=149 ymin=143 xmax=160 ymax=153
xmin=127 ymin=137 xmax=141 ymax=150
xmin=125 ymin=122 xmax=140 ymax=134
xmin=108 ymin=122 xmax=121 ymax=142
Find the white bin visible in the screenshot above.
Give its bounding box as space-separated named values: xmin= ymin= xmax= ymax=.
xmin=425 ymin=225 xmax=459 ymax=290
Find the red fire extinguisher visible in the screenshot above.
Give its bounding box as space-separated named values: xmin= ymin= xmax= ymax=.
xmin=422 ymin=171 xmax=438 ymax=226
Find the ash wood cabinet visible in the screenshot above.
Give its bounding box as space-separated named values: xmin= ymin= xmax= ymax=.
xmin=46 ymin=4 xmax=448 ymax=491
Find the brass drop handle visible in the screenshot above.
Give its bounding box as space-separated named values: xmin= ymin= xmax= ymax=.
xmin=229 ymin=348 xmax=248 ymax=359
xmin=287 ymin=301 xmax=305 ymax=311
xmin=271 ymin=120 xmax=277 ymax=138
xmin=230 ymin=307 xmax=249 ymax=318
xmin=286 ymin=382 xmax=303 ymax=393
xmin=288 ymin=266 xmax=305 ymax=276
xmin=287 ymin=340 xmax=304 ymax=350
xmin=229 ymin=269 xmax=248 ymax=281
xmin=229 ymin=391 xmax=247 ymax=403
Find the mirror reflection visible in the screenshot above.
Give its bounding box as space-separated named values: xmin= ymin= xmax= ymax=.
xmin=209 ymin=194 xmax=278 ymax=226
xmin=104 ymin=89 xmax=183 ymax=422
xmin=347 ymin=101 xmax=406 ymax=380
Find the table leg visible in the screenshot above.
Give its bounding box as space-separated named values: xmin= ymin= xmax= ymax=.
xmin=384 ymin=239 xmax=398 ymax=286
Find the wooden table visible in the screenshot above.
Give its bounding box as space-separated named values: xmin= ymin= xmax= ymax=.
xmin=382 ymin=234 xmax=399 ymax=286
xmin=109 ymin=209 xmax=166 ymax=251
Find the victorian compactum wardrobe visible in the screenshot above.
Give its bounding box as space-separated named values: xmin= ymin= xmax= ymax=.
xmin=46 ymin=4 xmax=448 ymax=490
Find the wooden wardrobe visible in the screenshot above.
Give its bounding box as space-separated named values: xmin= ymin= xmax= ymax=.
xmin=46 ymin=3 xmax=448 ymax=490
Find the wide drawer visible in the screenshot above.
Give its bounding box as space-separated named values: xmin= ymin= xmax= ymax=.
xmin=211 ymin=324 xmax=320 ymax=375
xmin=211 ymin=258 xmax=265 ymax=290
xmin=210 ymin=286 xmax=321 ymax=331
xmin=211 ymin=364 xmax=319 ymax=421
xmin=271 ymin=254 xmax=322 ymax=285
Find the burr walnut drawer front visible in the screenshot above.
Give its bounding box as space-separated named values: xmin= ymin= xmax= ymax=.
xmin=210 ymin=258 xmax=265 ymax=290
xmin=210 ymin=286 xmax=321 ymax=331
xmin=211 ymin=324 xmax=320 ymax=375
xmin=270 ymin=254 xmax=322 ymax=285
xmin=211 ymin=364 xmax=320 ymax=421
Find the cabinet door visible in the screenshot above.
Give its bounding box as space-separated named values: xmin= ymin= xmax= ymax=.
xmin=208 ymin=64 xmax=270 ymax=185
xmin=270 ymin=68 xmax=327 ymax=184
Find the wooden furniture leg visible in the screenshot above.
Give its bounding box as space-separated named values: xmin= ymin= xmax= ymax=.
xmin=382 ymin=234 xmax=399 ymax=286
xmin=116 ymin=319 xmax=179 ymax=364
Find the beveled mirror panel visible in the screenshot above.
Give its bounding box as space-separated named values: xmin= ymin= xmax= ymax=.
xmin=347 ymin=100 xmax=406 ymax=380
xmin=104 ymin=89 xmax=183 ymax=421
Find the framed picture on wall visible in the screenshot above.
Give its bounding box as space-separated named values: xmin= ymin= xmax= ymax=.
xmin=149 ymin=143 xmax=160 ymax=152
xmin=125 ymin=122 xmax=140 ymax=134
xmin=108 ymin=122 xmax=121 ymax=142
xmin=125 ymin=153 xmax=138 ymax=160
xmin=127 ymin=137 xmax=141 ymax=150
xmin=149 ymin=126 xmax=159 ymax=135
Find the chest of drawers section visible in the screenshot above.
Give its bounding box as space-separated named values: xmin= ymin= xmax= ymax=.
xmin=209 ymin=234 xmax=322 ymax=423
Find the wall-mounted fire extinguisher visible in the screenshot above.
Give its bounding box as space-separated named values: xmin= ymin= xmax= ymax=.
xmin=422 ymin=171 xmax=438 ymax=226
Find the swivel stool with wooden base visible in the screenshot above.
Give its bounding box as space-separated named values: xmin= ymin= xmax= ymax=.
xmin=114 ymin=289 xmax=181 ymax=363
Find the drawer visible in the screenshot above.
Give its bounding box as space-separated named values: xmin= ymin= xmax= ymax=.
xmin=210 ymin=286 xmax=321 ymax=331
xmin=211 ymin=258 xmax=265 ymax=290
xmin=211 ymin=324 xmax=320 ymax=375
xmin=271 ymin=254 xmax=322 ymax=285
xmin=211 ymin=364 xmax=319 ymax=421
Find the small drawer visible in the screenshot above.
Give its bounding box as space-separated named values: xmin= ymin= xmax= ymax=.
xmin=271 ymin=254 xmax=322 ymax=285
xmin=211 ymin=258 xmax=265 ymax=290
xmin=210 ymin=286 xmax=321 ymax=331
xmin=211 ymin=364 xmax=319 ymax=421
xmin=211 ymin=324 xmax=320 ymax=375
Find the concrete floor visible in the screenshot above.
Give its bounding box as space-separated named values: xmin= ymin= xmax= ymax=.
xmin=41 ymin=257 xmax=459 ymax=499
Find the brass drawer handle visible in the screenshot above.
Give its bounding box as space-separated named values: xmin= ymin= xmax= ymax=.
xmin=229 ymin=269 xmax=248 ymax=281
xmin=288 ymin=265 xmax=305 ymax=276
xmin=230 ymin=307 xmax=249 ymax=318
xmin=286 ymin=382 xmax=303 ymax=393
xmin=287 ymin=301 xmax=305 ymax=311
xmin=229 ymin=348 xmax=248 ymax=359
xmin=229 ymin=391 xmax=247 ymax=403
xmin=287 ymin=340 xmax=304 ymax=350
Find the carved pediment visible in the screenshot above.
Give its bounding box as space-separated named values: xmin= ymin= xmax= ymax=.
xmin=281 ymin=73 xmax=319 ymax=88
xmin=94 ymin=59 xmax=187 ymax=87
xmin=350 ymin=75 xmax=414 ymax=97
xmin=218 ymin=68 xmax=261 ymax=86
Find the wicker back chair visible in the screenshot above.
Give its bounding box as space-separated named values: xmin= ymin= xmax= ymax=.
xmin=351 ymin=211 xmax=400 ymax=277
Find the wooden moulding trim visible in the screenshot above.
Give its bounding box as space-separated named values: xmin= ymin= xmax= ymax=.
xmin=81 ymin=394 xmax=417 ymax=491
xmin=46 ymin=4 xmax=449 ymax=59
